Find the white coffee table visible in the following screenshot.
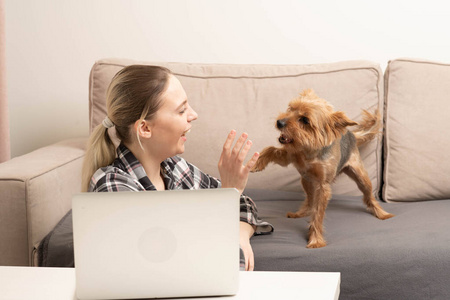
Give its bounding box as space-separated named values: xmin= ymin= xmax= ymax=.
xmin=0 ymin=266 xmax=340 ymax=300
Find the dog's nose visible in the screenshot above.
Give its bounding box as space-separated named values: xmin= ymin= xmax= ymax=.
xmin=277 ymin=119 xmax=287 ymax=129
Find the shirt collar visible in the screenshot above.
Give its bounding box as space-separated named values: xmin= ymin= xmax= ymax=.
xmin=116 ymin=144 xmax=177 ymax=191
xmin=116 ymin=144 xmax=155 ymax=190
xmin=160 ymin=160 xmax=175 ymax=189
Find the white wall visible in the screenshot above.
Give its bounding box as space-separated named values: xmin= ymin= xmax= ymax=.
xmin=5 ymin=0 xmax=450 ymax=157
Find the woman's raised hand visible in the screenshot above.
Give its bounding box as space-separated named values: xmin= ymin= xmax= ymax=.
xmin=218 ymin=130 xmax=259 ymax=195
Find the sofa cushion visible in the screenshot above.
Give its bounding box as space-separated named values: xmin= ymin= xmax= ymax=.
xmin=384 ymin=58 xmax=450 ymax=202
xmin=90 ymin=59 xmax=384 ymax=197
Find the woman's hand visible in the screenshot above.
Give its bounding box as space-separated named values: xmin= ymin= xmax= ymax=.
xmin=218 ymin=130 xmax=259 ymax=195
xmin=240 ymin=221 xmax=256 ymax=271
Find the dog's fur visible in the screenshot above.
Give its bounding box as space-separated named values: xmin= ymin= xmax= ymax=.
xmin=251 ymin=89 xmax=394 ymax=248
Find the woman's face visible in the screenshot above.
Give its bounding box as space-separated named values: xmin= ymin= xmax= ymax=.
xmin=147 ymin=75 xmax=198 ymax=159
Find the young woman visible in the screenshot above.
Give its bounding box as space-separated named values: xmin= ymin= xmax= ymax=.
xmin=82 ymin=65 xmax=273 ymax=271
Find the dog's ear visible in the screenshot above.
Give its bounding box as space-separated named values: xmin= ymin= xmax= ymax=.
xmin=331 ymin=111 xmax=358 ymax=132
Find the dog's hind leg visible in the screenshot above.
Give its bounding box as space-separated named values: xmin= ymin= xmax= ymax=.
xmin=343 ymin=154 xmax=394 ymax=220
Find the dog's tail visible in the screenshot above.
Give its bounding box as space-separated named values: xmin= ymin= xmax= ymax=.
xmin=352 ymin=109 xmax=382 ymax=147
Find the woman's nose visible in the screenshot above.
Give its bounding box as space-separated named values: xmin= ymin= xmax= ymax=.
xmin=188 ymin=106 xmax=198 ymax=122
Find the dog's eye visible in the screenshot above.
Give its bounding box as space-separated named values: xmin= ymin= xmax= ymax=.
xmin=299 ymin=116 xmax=310 ymax=125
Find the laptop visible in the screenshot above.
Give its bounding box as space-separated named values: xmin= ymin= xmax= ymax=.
xmin=72 ymin=188 xmax=240 ymax=300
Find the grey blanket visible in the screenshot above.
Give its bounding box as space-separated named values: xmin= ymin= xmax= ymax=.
xmin=38 ymin=210 xmax=74 ymax=267
xmin=246 ymin=189 xmax=450 ymax=300
xmin=39 ymin=189 xmax=450 ymax=299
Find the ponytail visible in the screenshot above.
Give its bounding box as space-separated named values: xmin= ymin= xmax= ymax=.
xmin=81 ymin=123 xmax=116 ymax=192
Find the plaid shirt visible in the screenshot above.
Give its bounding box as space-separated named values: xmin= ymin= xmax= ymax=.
xmin=89 ymin=144 xmax=273 ymax=235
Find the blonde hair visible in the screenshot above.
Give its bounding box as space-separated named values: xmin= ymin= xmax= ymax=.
xmin=81 ymin=65 xmax=172 ymax=192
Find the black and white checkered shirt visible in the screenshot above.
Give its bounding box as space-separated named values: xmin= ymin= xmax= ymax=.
xmin=89 ymin=144 xmax=273 ymax=235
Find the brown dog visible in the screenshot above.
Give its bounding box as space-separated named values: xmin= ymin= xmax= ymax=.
xmin=251 ymin=89 xmax=394 ymax=248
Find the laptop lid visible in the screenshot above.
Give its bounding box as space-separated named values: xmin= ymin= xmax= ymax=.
xmin=72 ymin=188 xmax=240 ymax=300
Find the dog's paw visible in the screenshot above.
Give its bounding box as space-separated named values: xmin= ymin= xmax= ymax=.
xmin=370 ymin=206 xmax=395 ymax=220
xmin=376 ymin=212 xmax=395 ymax=220
xmin=286 ymin=211 xmax=297 ymax=218
xmin=250 ymin=166 xmax=258 ymax=173
xmin=286 ymin=210 xmax=309 ymax=218
xmin=250 ymin=163 xmax=265 ymax=173
xmin=286 ymin=211 xmax=303 ymax=218
xmin=307 ymin=231 xmax=327 ymax=248
xmin=306 ymin=240 xmax=327 ymax=249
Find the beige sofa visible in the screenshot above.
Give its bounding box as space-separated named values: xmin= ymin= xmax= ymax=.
xmin=1 ymin=58 xmax=450 ymax=299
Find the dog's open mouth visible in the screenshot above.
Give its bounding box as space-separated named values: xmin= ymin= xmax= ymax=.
xmin=279 ymin=134 xmax=293 ymax=144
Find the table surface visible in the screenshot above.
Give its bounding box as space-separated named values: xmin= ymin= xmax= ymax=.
xmin=1 ymin=266 xmax=340 ymax=300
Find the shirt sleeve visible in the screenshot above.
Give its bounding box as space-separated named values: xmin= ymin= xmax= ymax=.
xmin=239 ymin=194 xmax=274 ymax=235
xmin=182 ymin=158 xmax=274 ymax=235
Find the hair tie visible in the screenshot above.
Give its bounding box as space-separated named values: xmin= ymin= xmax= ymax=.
xmin=102 ymin=116 xmax=114 ymax=129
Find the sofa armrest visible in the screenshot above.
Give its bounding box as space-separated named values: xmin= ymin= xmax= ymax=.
xmin=0 ymin=138 xmax=86 ymax=266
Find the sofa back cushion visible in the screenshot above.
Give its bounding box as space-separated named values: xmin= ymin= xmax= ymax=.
xmin=89 ymin=59 xmax=383 ymax=196
xmin=383 ymin=58 xmax=450 ymax=202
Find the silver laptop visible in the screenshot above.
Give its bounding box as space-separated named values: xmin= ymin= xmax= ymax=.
xmin=72 ymin=188 xmax=240 ymax=300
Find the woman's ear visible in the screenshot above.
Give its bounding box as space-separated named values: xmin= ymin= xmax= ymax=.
xmin=134 ymin=119 xmax=152 ymax=139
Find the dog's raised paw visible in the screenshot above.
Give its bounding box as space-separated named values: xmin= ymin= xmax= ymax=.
xmin=250 ymin=164 xmax=264 ymax=173
xmin=250 ymin=167 xmax=260 ymax=173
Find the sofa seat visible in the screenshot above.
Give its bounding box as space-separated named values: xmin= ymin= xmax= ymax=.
xmin=247 ymin=189 xmax=450 ymax=300
xmin=38 ymin=188 xmax=450 ymax=299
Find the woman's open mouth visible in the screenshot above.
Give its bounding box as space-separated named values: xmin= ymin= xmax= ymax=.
xmin=181 ymin=128 xmax=191 ymax=137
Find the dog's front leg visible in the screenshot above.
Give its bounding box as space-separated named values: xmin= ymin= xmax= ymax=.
xmin=286 ymin=177 xmax=313 ymax=218
xmin=251 ymin=146 xmax=289 ymax=172
xmin=306 ymin=182 xmax=331 ymax=249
